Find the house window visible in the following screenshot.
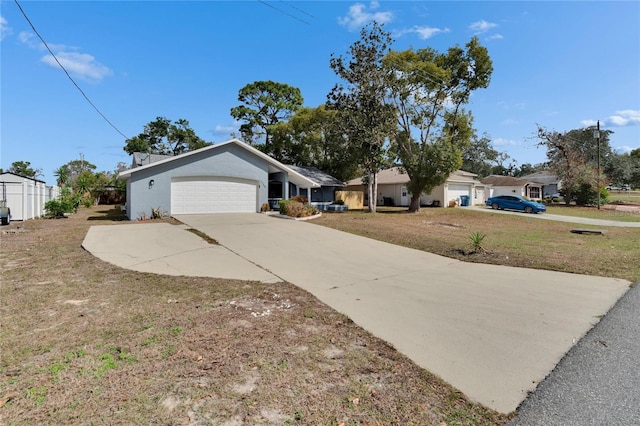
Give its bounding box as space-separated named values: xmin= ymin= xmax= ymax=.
xmin=529 ymin=187 xmax=540 ymax=199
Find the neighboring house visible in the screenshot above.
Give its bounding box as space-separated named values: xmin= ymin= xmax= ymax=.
xmin=0 ymin=172 xmax=55 ymax=221
xmin=344 ymin=167 xmax=487 ymax=207
xmin=480 ymin=175 xmax=544 ymax=200
xmin=118 ymin=139 xmax=327 ymax=219
xmin=521 ymin=171 xmax=562 ymax=197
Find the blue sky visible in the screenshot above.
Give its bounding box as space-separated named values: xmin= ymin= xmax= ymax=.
xmin=2 ymin=1 xmax=639 ymax=185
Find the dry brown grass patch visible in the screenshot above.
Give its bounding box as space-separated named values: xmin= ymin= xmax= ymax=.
xmin=0 ymin=206 xmax=508 ymax=425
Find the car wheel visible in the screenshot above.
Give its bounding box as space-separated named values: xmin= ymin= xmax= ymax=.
xmin=491 ymin=202 xmax=500 ymax=210
xmin=524 ymin=206 xmax=533 ymax=214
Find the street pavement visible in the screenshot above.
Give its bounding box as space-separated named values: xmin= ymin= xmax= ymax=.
xmin=83 ymin=213 xmax=631 ymax=413
xmin=510 ymin=282 xmax=640 ymax=425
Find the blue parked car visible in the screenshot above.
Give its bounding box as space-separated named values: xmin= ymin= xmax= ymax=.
xmin=486 ymin=195 xmax=546 ymax=214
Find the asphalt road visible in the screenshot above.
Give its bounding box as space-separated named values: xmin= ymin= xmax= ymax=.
xmin=510 ymin=282 xmax=640 ymax=425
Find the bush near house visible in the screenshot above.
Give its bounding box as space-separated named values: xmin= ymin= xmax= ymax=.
xmin=279 ymin=199 xmax=319 ymax=218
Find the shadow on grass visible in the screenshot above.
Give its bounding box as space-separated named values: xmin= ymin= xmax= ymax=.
xmin=87 ymin=206 xmax=127 ymax=221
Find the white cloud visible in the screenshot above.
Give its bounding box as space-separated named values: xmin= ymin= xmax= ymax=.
xmin=338 ymin=1 xmax=394 ymax=31
xmin=582 ymin=110 xmax=640 ymax=128
xmin=469 ymin=20 xmax=498 ymax=34
xmin=607 ymin=109 xmax=640 ymax=127
xmin=212 ymin=120 xmax=241 ymax=137
xmin=493 ymin=138 xmax=517 ymax=146
xmin=41 ymin=51 xmax=112 ymax=82
xmin=486 ymin=34 xmax=503 ymax=41
xmin=0 ymin=16 xmax=12 ymax=41
xmin=580 ymin=119 xmax=598 ymax=127
xmin=615 ymin=145 xmax=634 ymax=154
xmin=19 ymin=31 xmax=112 ymax=82
xmin=411 ymin=25 xmax=450 ymax=39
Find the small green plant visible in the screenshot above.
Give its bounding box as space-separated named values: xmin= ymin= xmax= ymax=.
xmin=27 ymin=386 xmax=47 ymax=406
xmin=170 ymin=327 xmax=182 ymax=335
xmin=48 ymin=363 xmax=67 ymax=382
xmin=96 ymin=353 xmax=118 ymax=377
xmin=469 ymin=231 xmax=487 ymax=254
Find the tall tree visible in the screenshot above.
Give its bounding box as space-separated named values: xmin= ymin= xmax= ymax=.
xmin=269 ymin=105 xmax=361 ymax=182
xmin=6 ymin=161 xmax=42 ymax=178
xmin=327 ymin=21 xmax=397 ymax=212
xmin=230 ymin=81 xmax=303 ymax=151
xmin=124 ymin=117 xmax=210 ymax=155
xmin=537 ymin=125 xmax=613 ymax=204
xmin=384 ymin=37 xmax=493 ymax=212
xmin=460 ymin=133 xmax=519 ymax=177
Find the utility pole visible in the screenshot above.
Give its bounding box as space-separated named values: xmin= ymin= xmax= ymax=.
xmin=595 ymin=120 xmax=601 ymax=210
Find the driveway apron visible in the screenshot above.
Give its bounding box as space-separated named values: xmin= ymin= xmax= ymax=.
xmin=175 ymin=213 xmax=630 ymax=414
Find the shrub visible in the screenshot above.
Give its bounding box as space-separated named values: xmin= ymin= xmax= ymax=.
xmin=302 ymin=204 xmax=319 ymax=217
xmin=290 ymin=195 xmax=308 ymax=204
xmin=279 ymin=199 xmax=318 ymax=218
xmin=469 ymin=232 xmax=487 ymax=254
xmin=260 ymin=202 xmax=270 ymax=212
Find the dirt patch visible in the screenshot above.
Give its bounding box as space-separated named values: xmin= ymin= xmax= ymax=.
xmin=0 ymin=206 xmax=508 ymax=425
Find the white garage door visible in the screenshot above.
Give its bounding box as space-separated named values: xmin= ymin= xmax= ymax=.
xmin=171 ymin=178 xmax=257 ymax=214
xmin=447 ymin=184 xmax=471 ymax=204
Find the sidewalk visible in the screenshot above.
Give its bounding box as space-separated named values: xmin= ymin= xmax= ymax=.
xmin=469 ymin=206 xmax=640 ymax=227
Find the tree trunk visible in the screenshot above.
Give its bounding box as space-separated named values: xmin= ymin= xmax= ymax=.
xmin=368 ymin=170 xmax=377 ymax=213
xmin=408 ymin=193 xmax=421 ymax=213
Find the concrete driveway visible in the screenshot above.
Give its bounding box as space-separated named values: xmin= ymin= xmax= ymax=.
xmin=83 ymin=214 xmax=630 ymax=413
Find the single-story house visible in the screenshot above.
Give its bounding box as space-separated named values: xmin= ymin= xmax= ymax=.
xmin=480 ymin=175 xmax=544 ymax=200
xmin=0 ymin=172 xmax=57 ymax=221
xmin=344 ymin=167 xmax=488 ymax=207
xmin=520 ymin=171 xmax=562 ymax=197
xmin=118 ymin=139 xmax=342 ymax=219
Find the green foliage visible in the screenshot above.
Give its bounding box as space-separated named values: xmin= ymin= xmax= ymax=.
xmin=469 ymin=232 xmax=487 ymax=254
xmin=124 ymin=117 xmax=211 ymax=155
xmin=328 ymin=22 xmax=397 ymax=212
xmin=385 ymin=37 xmax=493 ymax=212
xmin=6 ymin=160 xmax=42 ymax=178
xmin=269 ymin=105 xmax=362 ymax=182
xmin=230 ymin=81 xmax=304 ymax=148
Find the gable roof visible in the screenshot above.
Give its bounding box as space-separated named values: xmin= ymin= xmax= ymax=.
xmin=480 ymin=175 xmax=538 ymax=187
xmin=286 ymin=165 xmax=345 ymax=187
xmin=345 ymin=167 xmax=480 ymax=186
xmin=118 ymin=138 xmax=320 ymax=188
xmin=0 ymin=172 xmax=46 ymax=184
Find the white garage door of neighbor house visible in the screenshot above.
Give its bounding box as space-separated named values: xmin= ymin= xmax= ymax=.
xmin=171 ymin=178 xmax=257 ymax=214
xmin=447 ymin=184 xmax=471 ymax=204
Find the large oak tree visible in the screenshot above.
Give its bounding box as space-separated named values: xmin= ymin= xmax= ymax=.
xmin=384 ymin=37 xmax=493 ymax=212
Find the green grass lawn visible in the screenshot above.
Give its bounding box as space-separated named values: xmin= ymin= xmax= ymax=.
xmin=314 ymin=207 xmax=640 ymax=283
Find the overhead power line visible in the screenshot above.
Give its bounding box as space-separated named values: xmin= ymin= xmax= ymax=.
xmin=258 ymin=0 xmax=311 ymax=25
xmin=13 ymin=0 xmax=129 ymax=139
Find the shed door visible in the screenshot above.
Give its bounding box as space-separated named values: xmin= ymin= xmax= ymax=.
xmin=447 ymin=184 xmax=471 ymax=205
xmin=171 ymin=177 xmax=257 ymax=214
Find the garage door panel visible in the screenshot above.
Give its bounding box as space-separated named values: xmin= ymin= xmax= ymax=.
xmin=448 ymin=184 xmax=471 ymax=204
xmin=171 ymin=179 xmax=257 ymax=214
